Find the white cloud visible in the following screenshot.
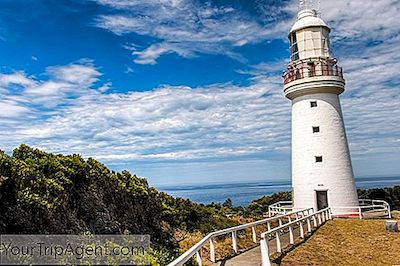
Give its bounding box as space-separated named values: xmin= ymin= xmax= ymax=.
xmin=0 ymin=61 xmax=104 ymax=118
xmin=132 ymin=43 xmax=175 ymax=65
xmin=320 ymin=0 xmax=400 ymax=42
xmin=0 ymin=100 xmax=31 ymax=118
xmin=8 ymin=78 xmax=289 ymax=161
xmin=94 ymin=0 xmax=294 ymax=64
xmin=0 ymin=0 xmax=399 ymax=180
xmin=0 ymin=72 xmax=36 ymax=88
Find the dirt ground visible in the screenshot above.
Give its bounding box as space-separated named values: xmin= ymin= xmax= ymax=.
xmin=281 ymin=219 xmax=400 ymax=266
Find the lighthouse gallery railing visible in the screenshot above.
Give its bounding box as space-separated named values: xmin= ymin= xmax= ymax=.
xmin=283 ymin=63 xmax=343 ymax=85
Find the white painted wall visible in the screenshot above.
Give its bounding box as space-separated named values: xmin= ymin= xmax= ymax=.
xmin=291 ymin=93 xmax=359 ymax=212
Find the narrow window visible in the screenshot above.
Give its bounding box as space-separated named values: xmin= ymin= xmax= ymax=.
xmin=313 ymin=126 xmax=320 ymax=133
xmin=310 ymin=101 xmax=317 ymax=108
xmin=290 ymin=33 xmax=299 ymax=61
xmin=315 ymin=156 xmax=323 ymax=163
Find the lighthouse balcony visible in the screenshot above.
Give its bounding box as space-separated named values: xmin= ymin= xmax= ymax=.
xmin=283 ymin=62 xmax=345 ymax=99
xmin=283 ymin=63 xmax=343 ymax=85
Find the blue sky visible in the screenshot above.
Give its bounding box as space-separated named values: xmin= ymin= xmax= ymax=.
xmin=0 ymin=0 xmax=399 ymax=187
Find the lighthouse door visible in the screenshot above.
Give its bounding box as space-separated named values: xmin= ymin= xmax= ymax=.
xmin=316 ymin=191 xmax=328 ymax=211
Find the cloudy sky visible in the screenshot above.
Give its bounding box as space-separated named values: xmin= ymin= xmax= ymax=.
xmin=0 ymin=0 xmax=399 ymax=186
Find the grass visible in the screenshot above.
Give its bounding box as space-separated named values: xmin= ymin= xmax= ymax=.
xmin=281 ymin=219 xmax=400 ymax=266
xmin=175 ymin=215 xmax=283 ymax=265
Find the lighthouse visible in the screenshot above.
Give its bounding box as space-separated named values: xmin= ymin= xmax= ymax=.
xmin=283 ymin=2 xmax=359 ymax=215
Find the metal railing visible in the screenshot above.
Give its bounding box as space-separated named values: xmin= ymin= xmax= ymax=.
xmin=269 ymin=199 xmax=391 ymax=219
xmin=333 ymin=199 xmax=391 ymax=219
xmin=283 ymin=64 xmax=343 ymax=85
xmin=268 ymin=201 xmax=293 ymax=216
xmin=167 ymin=208 xmax=313 ymax=266
xmin=260 ymin=208 xmax=332 ymax=266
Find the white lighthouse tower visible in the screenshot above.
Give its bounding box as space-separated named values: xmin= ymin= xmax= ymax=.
xmin=284 ymin=1 xmax=359 ymax=215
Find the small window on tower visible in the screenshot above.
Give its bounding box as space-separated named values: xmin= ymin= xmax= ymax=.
xmin=310 ymin=101 xmax=318 ymax=108
xmin=313 ymin=126 xmax=320 ymax=133
xmin=315 ymin=156 xmax=323 ymax=163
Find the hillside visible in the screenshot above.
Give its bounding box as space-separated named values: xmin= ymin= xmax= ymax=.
xmin=0 ymin=145 xmax=238 ymax=265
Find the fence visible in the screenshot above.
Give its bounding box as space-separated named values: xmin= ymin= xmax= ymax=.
xmin=167 ymin=208 xmax=313 ymax=266
xmin=268 ymin=201 xmax=293 ymax=216
xmin=333 ymin=199 xmax=391 ymax=219
xmin=269 ymin=199 xmax=391 ymax=219
xmin=260 ymin=208 xmax=332 ymax=266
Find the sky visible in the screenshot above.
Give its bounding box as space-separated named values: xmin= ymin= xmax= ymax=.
xmin=0 ymin=0 xmax=399 ymax=187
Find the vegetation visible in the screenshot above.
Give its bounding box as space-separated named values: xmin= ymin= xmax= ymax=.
xmin=281 ymin=219 xmax=400 ymax=266
xmin=0 ymin=145 xmax=399 ymax=265
xmin=0 ymin=145 xmax=236 ymax=265
xmin=358 ymin=186 xmax=400 ymax=210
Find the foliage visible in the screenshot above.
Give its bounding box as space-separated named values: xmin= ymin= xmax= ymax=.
xmin=358 ymin=186 xmax=400 ymax=210
xmin=246 ymin=191 xmax=292 ymax=215
xmin=0 ymin=145 xmax=238 ymax=265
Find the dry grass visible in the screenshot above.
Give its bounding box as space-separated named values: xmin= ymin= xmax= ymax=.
xmin=281 ymin=219 xmax=400 ymax=266
xmin=174 ymin=216 xmax=283 ymax=265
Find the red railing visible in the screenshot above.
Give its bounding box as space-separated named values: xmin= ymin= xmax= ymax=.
xmin=283 ymin=64 xmax=343 ymax=85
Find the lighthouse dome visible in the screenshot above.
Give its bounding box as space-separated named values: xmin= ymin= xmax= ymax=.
xmin=290 ymin=9 xmax=329 ymax=34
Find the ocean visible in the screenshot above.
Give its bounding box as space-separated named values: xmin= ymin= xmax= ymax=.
xmin=157 ymin=176 xmax=400 ymax=206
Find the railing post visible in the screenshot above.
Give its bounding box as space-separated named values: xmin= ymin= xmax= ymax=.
xmin=299 ymin=221 xmax=304 ymax=238
xmin=260 ymin=238 xmax=271 ymax=266
xmin=358 ymin=207 xmax=362 ymax=220
xmin=276 ymin=232 xmax=281 ymax=253
xmin=267 ymin=221 xmax=271 ymax=231
xmin=289 ymin=225 xmax=294 ymax=244
xmin=196 ymin=251 xmax=202 ymax=266
xmin=209 ymin=238 xmax=216 ymax=263
xmin=252 ymin=226 xmax=257 ymax=243
xmin=318 ymin=213 xmax=322 ymax=225
xmin=232 ymin=231 xmax=238 ymax=253
xmin=307 ymin=218 xmax=312 ymax=233
xmin=313 ymin=215 xmax=317 ymax=227
xmin=268 ymin=208 xmax=271 ymax=218
xmin=278 ymin=218 xmax=282 ymax=227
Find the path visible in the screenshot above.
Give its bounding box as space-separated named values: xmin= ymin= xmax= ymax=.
xmin=217 ymin=225 xmax=304 ymax=266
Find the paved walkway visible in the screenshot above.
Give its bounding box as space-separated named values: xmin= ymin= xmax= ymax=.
xmin=217 ymin=226 xmax=304 ymax=266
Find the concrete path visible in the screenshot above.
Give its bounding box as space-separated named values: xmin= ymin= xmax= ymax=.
xmin=217 ymin=225 xmax=304 ymax=266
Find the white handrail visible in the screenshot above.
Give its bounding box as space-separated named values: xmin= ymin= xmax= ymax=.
xmin=167 ymin=208 xmax=313 ymax=266
xmin=260 ymin=208 xmax=332 ymax=266
xmin=333 ymin=199 xmax=391 ymax=219
xmin=270 ymin=199 xmax=391 ymax=219
xmin=268 ymin=201 xmax=293 ymax=216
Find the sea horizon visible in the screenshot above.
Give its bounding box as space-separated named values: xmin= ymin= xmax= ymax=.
xmin=156 ymin=175 xmax=400 ymax=206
